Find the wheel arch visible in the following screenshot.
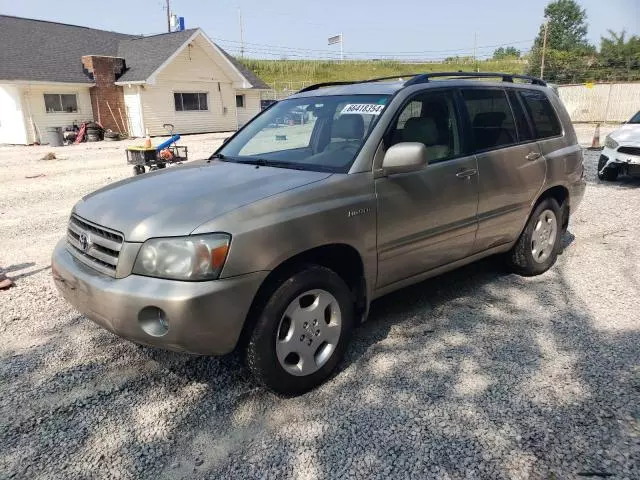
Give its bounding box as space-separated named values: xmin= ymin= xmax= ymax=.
xmin=237 ymin=243 xmax=368 ymax=351
xmin=534 ymin=184 xmax=570 ymax=230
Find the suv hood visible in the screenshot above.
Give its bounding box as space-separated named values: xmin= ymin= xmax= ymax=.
xmin=74 ymin=161 xmax=331 ymax=242
xmin=610 ymin=123 xmax=640 ymax=144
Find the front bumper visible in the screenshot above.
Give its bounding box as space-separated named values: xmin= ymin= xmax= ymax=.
xmin=601 ymin=146 xmax=640 ymax=175
xmin=52 ymin=238 xmax=268 ymax=355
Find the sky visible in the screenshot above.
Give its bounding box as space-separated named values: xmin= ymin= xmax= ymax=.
xmin=1 ymin=0 xmax=638 ymax=60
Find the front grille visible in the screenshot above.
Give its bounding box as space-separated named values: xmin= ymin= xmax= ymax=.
xmin=66 ymin=215 xmax=124 ymax=277
xmin=629 ymin=164 xmax=640 ymax=176
xmin=618 ymin=146 xmax=640 ymax=156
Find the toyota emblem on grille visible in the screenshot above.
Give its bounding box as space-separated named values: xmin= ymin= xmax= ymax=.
xmin=79 ymin=233 xmax=91 ymax=252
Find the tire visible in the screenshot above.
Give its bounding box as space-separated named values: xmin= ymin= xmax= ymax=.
xmin=597 ymin=155 xmax=619 ymax=181
xmin=508 ymin=197 xmax=563 ymax=276
xmin=246 ymin=265 xmax=354 ymax=396
xmin=104 ymin=132 xmax=120 ymax=141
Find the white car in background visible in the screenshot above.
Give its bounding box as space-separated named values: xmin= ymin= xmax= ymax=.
xmin=598 ymin=110 xmax=640 ymax=181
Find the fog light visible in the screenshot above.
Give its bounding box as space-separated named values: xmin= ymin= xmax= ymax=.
xmin=138 ymin=306 xmax=169 ymax=337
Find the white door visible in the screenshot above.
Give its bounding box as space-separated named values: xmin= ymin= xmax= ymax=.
xmin=124 ymin=87 xmax=145 ymax=137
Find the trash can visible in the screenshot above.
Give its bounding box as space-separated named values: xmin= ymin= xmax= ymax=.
xmin=43 ymin=127 xmax=63 ymax=146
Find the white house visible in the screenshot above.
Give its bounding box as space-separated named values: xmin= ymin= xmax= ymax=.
xmin=0 ymin=15 xmax=269 ymax=144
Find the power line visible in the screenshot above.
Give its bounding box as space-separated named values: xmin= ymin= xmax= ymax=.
xmin=212 ymin=37 xmax=535 ymax=56
xmin=220 ymin=44 xmax=532 ymax=62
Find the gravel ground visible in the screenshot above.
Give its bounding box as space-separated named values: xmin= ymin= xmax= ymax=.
xmin=1 ymin=128 xmax=639 ymax=480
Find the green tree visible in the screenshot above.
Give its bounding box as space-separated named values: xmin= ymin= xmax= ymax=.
xmin=493 ymin=46 xmax=521 ymax=59
xmin=535 ymin=0 xmax=591 ymax=51
xmin=526 ymin=0 xmax=596 ymax=82
xmin=444 ymin=55 xmax=475 ymax=63
xmin=596 ymin=30 xmax=640 ymax=81
xmin=600 ymin=30 xmax=640 ymax=65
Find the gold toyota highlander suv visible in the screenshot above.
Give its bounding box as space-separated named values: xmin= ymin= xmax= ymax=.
xmin=53 ymin=72 xmax=586 ymax=395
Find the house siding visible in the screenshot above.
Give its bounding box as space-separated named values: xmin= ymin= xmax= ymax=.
xmin=138 ymin=36 xmax=259 ymax=136
xmin=0 ymin=84 xmax=28 ymax=144
xmin=22 ymin=84 xmax=93 ymax=143
xmin=236 ymin=90 xmax=262 ymax=127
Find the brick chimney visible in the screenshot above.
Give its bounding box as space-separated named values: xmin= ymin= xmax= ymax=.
xmin=82 ymin=56 xmax=128 ymax=133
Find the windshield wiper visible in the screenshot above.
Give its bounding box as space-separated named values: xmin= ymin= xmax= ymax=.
xmin=207 ymin=153 xmax=229 ymax=163
xmin=232 ymin=158 xmax=308 ymax=170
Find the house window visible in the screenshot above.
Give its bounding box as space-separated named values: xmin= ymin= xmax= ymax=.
xmin=174 ymin=92 xmax=208 ymax=111
xmin=44 ymin=94 xmax=78 ymax=113
xmin=236 ymin=95 xmax=245 ymax=108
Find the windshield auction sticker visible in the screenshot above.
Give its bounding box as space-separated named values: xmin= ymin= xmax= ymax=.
xmin=341 ymin=104 xmax=385 ymax=115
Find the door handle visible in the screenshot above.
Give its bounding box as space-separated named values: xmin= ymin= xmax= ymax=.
xmin=526 ymin=152 xmax=542 ymax=161
xmin=455 ymin=168 xmax=477 ymax=178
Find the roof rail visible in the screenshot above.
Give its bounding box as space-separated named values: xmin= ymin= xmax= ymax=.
xmin=404 ymin=72 xmax=547 ymax=87
xmin=297 ymin=81 xmax=362 ymax=93
xmin=297 ymin=74 xmax=419 ymax=93
xmin=296 ymin=72 xmax=546 ymax=94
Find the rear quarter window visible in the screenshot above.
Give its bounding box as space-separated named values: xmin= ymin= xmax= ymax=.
xmin=518 ymin=90 xmax=562 ymax=139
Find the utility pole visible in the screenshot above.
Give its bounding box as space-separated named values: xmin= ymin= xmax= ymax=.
xmin=166 ymin=0 xmax=171 ymax=33
xmin=238 ymin=8 xmax=245 ymax=58
xmin=473 ymin=32 xmax=478 ymax=72
xmin=540 ymin=18 xmax=549 ymax=79
xmin=340 ymin=33 xmax=344 ymax=62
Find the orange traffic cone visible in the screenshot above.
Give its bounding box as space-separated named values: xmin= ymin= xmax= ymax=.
xmin=143 ymin=131 xmax=152 ymax=149
xmin=587 ymin=123 xmax=602 ymax=150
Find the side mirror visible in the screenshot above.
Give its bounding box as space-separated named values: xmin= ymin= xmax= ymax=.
xmin=382 ymin=142 xmax=428 ymax=175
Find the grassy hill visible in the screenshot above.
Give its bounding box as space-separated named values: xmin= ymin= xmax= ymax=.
xmin=238 ymin=59 xmax=528 ymax=91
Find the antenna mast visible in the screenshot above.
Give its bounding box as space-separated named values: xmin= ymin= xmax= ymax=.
xmin=166 ymin=0 xmax=171 ymax=33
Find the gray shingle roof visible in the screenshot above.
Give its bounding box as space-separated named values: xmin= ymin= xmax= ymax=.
xmin=0 ymin=15 xmax=269 ymax=88
xmin=220 ymin=50 xmax=271 ymax=90
xmin=0 ymin=15 xmax=130 ymax=83
xmin=116 ymin=29 xmax=197 ymax=83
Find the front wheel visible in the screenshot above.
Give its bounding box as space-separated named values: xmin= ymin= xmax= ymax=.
xmin=508 ymin=198 xmax=562 ymax=276
xmin=246 ymin=266 xmax=354 ymax=396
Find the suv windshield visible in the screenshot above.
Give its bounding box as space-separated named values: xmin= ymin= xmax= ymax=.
xmin=216 ymin=94 xmax=390 ymax=173
xmin=629 ymin=111 xmax=640 ymax=124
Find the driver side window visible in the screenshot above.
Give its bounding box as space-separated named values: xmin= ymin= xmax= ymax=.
xmin=390 ymin=91 xmax=461 ymax=163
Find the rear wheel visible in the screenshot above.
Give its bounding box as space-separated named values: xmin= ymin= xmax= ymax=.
xmin=246 ymin=266 xmax=354 ymax=396
xmin=508 ymin=198 xmax=562 ymax=276
xmin=597 ymin=155 xmax=619 ymax=181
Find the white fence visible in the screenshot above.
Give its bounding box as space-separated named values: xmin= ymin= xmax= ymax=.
xmin=260 ymin=80 xmax=640 ymax=122
xmin=557 ymin=82 xmax=640 ymax=123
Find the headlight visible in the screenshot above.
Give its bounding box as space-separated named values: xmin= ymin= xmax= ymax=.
xmin=133 ymin=234 xmax=230 ymax=281
xmin=604 ymin=136 xmax=618 ymax=149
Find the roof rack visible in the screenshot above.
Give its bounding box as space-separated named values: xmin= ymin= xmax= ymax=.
xmin=297 ymin=74 xmax=420 ymax=93
xmin=296 ymin=71 xmax=546 ymax=94
xmin=404 ymin=72 xmax=547 ymax=87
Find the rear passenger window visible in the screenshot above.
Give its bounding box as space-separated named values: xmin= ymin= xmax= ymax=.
xmin=507 ymin=90 xmax=533 ymax=142
xmin=518 ymin=90 xmax=562 ymax=139
xmin=461 ymin=89 xmax=517 ymax=151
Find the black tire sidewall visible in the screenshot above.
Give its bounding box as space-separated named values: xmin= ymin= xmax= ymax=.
xmin=247 ymin=266 xmax=354 ymax=395
xmin=519 ymin=198 xmax=563 ymax=275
